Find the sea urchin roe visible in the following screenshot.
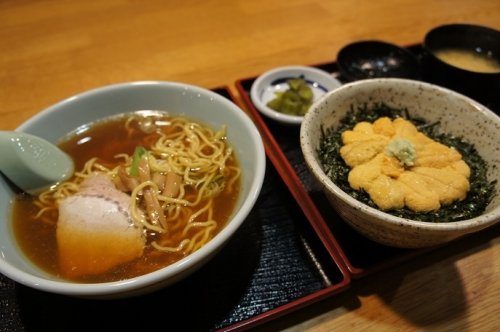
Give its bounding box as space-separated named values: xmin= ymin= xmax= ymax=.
xmin=339 ymin=117 xmax=471 ymax=212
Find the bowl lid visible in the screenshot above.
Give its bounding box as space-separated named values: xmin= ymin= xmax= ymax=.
xmin=337 ymin=40 xmax=420 ymax=81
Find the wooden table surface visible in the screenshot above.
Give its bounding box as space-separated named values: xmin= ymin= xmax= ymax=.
xmin=1 ymin=1 xmax=499 ymax=331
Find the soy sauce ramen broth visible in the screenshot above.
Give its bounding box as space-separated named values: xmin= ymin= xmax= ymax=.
xmin=12 ymin=111 xmax=241 ymax=283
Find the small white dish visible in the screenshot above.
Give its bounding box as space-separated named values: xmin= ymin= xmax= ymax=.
xmin=250 ymin=65 xmax=342 ymax=125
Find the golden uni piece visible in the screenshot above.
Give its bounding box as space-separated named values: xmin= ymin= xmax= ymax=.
xmin=340 ymin=117 xmax=470 ymax=212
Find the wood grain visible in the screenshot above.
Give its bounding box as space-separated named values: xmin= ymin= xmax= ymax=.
xmin=1 ymin=1 xmax=499 ymax=331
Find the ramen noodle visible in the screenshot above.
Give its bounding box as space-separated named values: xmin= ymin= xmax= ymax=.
xmin=12 ymin=111 xmax=240 ymax=283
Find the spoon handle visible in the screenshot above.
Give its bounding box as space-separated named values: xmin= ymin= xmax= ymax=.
xmin=0 ymin=131 xmax=74 ymax=194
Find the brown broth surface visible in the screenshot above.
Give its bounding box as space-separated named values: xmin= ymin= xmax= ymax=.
xmin=12 ymin=114 xmax=240 ymax=283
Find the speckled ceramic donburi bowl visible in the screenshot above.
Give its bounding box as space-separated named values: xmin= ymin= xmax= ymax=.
xmin=300 ymin=78 xmax=500 ymax=248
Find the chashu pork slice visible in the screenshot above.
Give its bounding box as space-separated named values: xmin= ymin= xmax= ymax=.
xmin=57 ymin=173 xmax=145 ymax=279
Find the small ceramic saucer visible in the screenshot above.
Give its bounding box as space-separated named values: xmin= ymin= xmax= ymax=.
xmin=250 ymin=65 xmax=342 ymax=125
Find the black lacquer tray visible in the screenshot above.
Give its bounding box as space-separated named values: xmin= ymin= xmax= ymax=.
xmin=235 ymin=45 xmax=500 ymax=279
xmin=0 ymin=87 xmax=350 ymax=332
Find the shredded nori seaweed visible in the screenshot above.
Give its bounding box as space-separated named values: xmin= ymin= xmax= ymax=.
xmin=318 ymin=103 xmax=496 ymax=222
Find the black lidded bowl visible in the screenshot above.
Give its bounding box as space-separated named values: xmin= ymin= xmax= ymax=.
xmin=422 ymin=23 xmax=500 ymax=112
xmin=336 ymin=40 xmax=420 ymax=82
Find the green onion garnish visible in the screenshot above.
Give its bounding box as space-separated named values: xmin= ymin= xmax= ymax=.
xmin=130 ymin=146 xmax=147 ymax=176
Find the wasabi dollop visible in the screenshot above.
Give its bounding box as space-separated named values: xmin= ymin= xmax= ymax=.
xmin=385 ymin=138 xmax=416 ymax=166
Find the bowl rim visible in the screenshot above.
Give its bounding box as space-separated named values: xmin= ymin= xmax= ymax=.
xmin=1 ymin=80 xmax=267 ymax=297
xmin=250 ymin=65 xmax=342 ymax=125
xmin=424 ymin=22 xmax=500 ymax=39
xmin=300 ymin=77 xmax=500 ymax=232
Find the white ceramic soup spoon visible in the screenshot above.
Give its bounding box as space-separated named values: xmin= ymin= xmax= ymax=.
xmin=0 ymin=131 xmax=74 ymax=195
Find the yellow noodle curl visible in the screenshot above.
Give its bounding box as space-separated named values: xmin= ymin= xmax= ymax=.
xmin=35 ymin=115 xmax=240 ymax=260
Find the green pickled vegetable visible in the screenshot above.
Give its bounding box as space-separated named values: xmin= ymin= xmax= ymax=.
xmin=266 ymin=77 xmax=313 ymax=116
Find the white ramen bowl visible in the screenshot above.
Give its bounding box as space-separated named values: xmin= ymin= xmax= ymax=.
xmin=0 ymin=81 xmax=266 ymax=298
xmin=300 ymin=78 xmax=500 ymax=248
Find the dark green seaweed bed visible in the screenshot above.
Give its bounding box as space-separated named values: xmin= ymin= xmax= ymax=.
xmin=318 ymin=103 xmax=496 ymax=223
